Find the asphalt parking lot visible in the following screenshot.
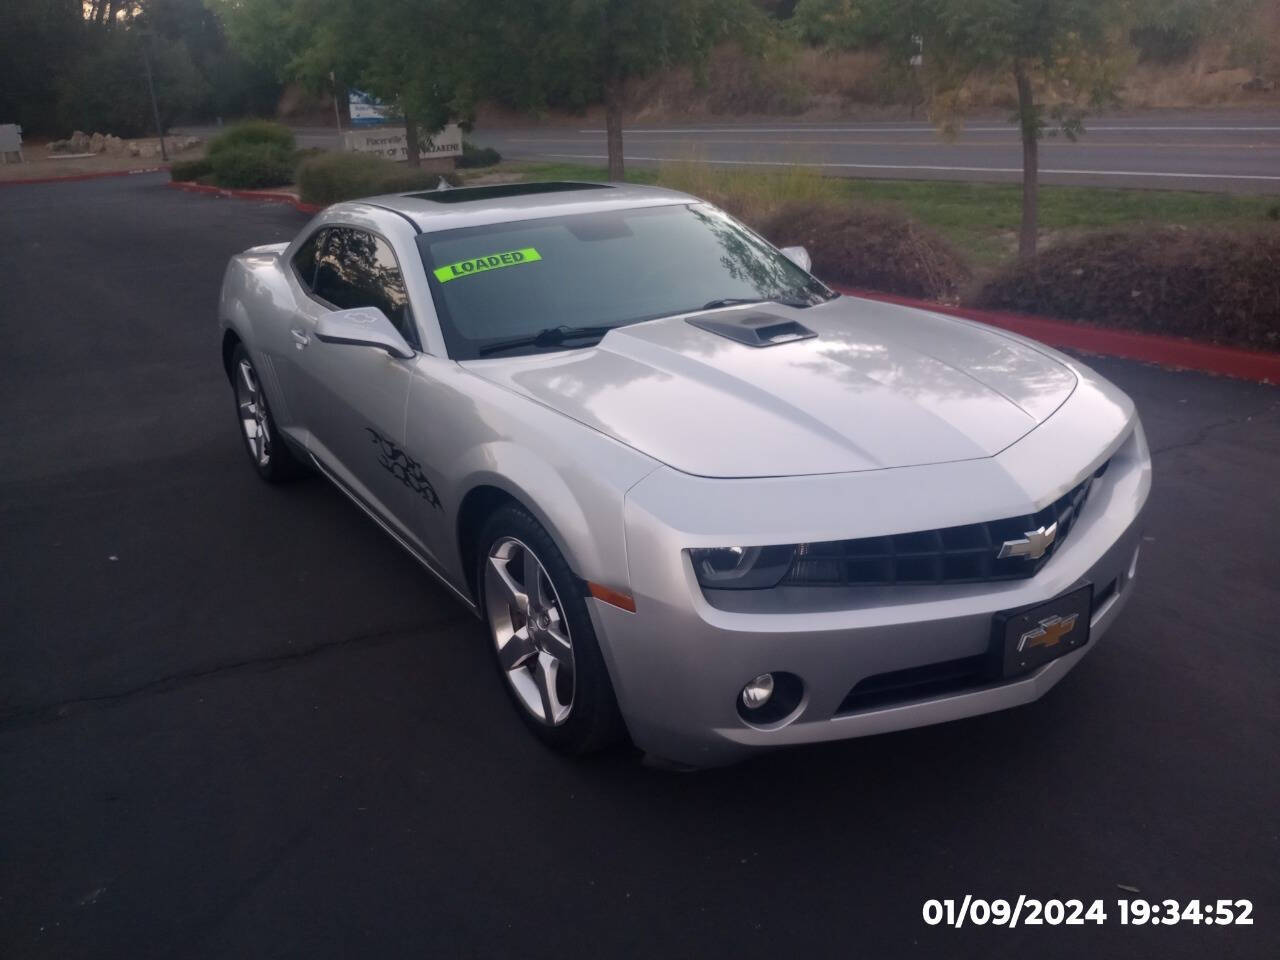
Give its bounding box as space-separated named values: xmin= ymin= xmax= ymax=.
xmin=1 ymin=173 xmax=1277 ymax=959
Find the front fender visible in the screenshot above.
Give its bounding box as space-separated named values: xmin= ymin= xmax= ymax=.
xmin=410 ymin=359 xmax=660 ymax=598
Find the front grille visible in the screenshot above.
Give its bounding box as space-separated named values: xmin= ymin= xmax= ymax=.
xmin=781 ymin=461 xmax=1107 ymax=587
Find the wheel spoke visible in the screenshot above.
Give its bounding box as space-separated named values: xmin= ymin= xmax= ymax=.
xmin=238 ymin=360 xmax=256 ymax=396
xmin=497 ymin=626 xmax=537 ymax=671
xmin=543 ymin=622 xmax=572 ymax=658
xmin=487 ymin=554 xmax=529 ymax=614
xmin=533 ymin=651 xmax=567 ymax=724
xmin=523 ymin=547 xmax=545 ymax=607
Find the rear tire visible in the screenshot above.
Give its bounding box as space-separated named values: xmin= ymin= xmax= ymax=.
xmin=477 ymin=504 xmax=625 ymax=755
xmin=230 ymin=344 xmax=306 ymax=483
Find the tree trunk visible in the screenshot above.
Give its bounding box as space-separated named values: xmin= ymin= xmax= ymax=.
xmin=1014 ymin=62 xmax=1039 ymax=260
xmin=404 ymin=112 xmax=420 ymax=168
xmin=603 ymin=74 xmax=624 ymax=181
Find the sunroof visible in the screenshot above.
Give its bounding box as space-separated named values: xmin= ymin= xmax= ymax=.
xmin=406 ymin=181 xmax=612 ymax=204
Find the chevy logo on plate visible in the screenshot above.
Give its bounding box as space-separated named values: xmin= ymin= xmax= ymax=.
xmin=1017 ymin=613 xmax=1080 ymax=652
xmin=997 ymin=521 xmax=1058 ymax=561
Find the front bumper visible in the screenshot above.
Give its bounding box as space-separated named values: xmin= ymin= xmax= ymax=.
xmin=595 ymin=403 xmax=1151 ymax=768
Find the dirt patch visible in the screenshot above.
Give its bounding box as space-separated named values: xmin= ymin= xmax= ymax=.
xmin=0 ymin=138 xmax=193 ymax=182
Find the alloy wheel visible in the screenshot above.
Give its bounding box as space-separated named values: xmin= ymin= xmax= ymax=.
xmin=484 ymin=536 xmax=575 ymax=725
xmin=235 ymin=358 xmax=271 ymax=467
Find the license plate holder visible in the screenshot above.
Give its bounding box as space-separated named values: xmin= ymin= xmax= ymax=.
xmin=993 ymin=584 xmax=1093 ymax=678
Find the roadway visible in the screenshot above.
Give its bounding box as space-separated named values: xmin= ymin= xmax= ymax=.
xmin=0 ymin=173 xmax=1277 ymax=959
xmin=179 ymin=109 xmax=1280 ymax=191
xmin=471 ymin=109 xmax=1280 ymax=191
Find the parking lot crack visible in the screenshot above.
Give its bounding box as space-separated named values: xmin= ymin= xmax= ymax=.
xmin=0 ymin=615 xmax=468 ymax=731
xmin=1149 ymin=402 xmax=1280 ymax=458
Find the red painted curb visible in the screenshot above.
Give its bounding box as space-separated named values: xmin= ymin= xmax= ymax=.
xmin=166 ymin=179 xmax=322 ymax=214
xmin=833 ymin=285 xmax=1279 ymax=384
xmin=0 ymin=165 xmax=168 ymax=187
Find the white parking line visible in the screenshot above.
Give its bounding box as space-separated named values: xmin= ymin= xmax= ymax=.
xmin=537 ymin=152 xmax=1280 ymax=182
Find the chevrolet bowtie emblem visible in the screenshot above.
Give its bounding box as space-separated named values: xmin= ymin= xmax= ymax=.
xmin=1018 ymin=613 xmax=1079 ymax=652
xmin=997 ymin=521 xmax=1058 ymax=561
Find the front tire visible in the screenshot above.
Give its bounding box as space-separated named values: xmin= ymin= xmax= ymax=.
xmin=230 ymin=344 xmax=305 ymax=483
xmin=478 ymin=504 xmax=624 ymax=754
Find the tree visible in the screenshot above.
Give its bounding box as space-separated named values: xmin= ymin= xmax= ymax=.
xmin=795 ymin=0 xmax=1131 ymax=257
xmin=488 ymin=0 xmax=767 ymax=180
xmin=218 ymin=0 xmax=474 ymax=166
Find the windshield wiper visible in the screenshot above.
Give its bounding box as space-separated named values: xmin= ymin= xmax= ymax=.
xmin=701 ymin=295 xmax=817 ymax=310
xmin=477 ymin=324 xmax=616 ymax=357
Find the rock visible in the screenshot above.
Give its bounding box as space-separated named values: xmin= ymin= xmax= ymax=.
xmin=127 ymin=141 xmax=141 ymax=157
xmin=69 ymin=130 xmax=91 ymax=153
xmin=89 ymin=132 xmax=106 ymax=153
xmin=48 ymin=139 xmax=69 ymax=154
xmin=104 ymin=134 xmax=125 ymax=154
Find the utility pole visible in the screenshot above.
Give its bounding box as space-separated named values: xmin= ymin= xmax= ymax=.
xmin=141 ymin=34 xmax=168 ymax=161
xmin=331 ymin=71 xmax=343 ymax=137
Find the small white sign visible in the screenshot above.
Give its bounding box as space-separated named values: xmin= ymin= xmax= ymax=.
xmin=0 ymin=123 xmax=24 ymax=162
xmin=348 ymin=89 xmax=399 ymax=126
xmin=343 ymin=123 xmax=462 ymax=161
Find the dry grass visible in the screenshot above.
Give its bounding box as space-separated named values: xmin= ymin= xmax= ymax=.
xmin=654 ymin=159 xmax=843 ymax=224
xmin=604 ymin=3 xmax=1280 ymax=121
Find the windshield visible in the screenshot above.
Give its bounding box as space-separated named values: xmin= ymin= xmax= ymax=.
xmin=417 ymin=202 xmax=834 ymax=360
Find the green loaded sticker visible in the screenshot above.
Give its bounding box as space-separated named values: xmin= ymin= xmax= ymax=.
xmin=433 ymin=247 xmax=542 ymax=283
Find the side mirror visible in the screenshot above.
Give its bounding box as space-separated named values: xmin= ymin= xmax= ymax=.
xmin=779 ymin=245 xmax=812 ymax=273
xmin=314 ymin=307 xmax=414 ymax=360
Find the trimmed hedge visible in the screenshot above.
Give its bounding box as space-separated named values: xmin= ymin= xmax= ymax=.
xmin=758 ymin=201 xmax=971 ymax=301
xmin=972 ymin=228 xmax=1280 ymax=352
xmin=296 ymin=152 xmax=461 ymax=206
xmin=208 ymin=142 xmax=295 ymax=189
xmin=457 ymin=140 xmax=502 ymax=168
xmin=169 ymin=157 xmax=212 ymax=182
xmin=206 ymin=120 xmax=296 ymax=158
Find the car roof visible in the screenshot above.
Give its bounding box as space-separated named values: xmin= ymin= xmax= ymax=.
xmin=351 ymin=181 xmax=697 ymax=234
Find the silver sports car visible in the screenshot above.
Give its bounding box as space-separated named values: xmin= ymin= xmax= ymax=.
xmin=218 ymin=181 xmax=1150 ymax=767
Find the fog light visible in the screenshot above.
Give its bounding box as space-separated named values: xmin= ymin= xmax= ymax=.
xmin=741 ymin=673 xmax=775 ymax=710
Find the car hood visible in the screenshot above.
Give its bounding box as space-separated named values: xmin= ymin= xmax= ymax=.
xmin=463 ymin=296 xmax=1077 ymax=478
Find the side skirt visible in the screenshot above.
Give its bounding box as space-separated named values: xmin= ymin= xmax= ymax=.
xmin=308 ymin=453 xmax=481 ymax=618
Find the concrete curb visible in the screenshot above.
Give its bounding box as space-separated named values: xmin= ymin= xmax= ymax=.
xmin=166 ymin=179 xmax=323 ymax=214
xmin=0 ymin=165 xmax=169 ymax=187
xmin=834 ymin=285 xmax=1279 ymax=384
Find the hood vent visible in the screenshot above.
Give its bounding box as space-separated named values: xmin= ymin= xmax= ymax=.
xmin=686 ymin=311 xmax=817 ymax=348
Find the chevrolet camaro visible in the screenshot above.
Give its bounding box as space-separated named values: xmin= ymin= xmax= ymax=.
xmin=218 ymin=181 xmax=1151 ymax=767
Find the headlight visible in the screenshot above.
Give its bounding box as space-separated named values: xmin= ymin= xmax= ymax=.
xmin=688 ymin=544 xmax=796 ymax=590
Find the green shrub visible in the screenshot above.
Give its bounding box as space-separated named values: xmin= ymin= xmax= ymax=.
xmin=971 ymin=227 xmax=1280 ymax=352
xmin=758 ymin=200 xmax=972 ymax=301
xmin=457 ymin=140 xmax=502 ymax=168
xmin=169 ymin=157 xmax=213 ymax=182
xmin=208 ymin=142 xmax=295 ymax=189
xmin=206 ymin=120 xmax=295 ymax=158
xmin=296 ymin=151 xmax=461 ymax=206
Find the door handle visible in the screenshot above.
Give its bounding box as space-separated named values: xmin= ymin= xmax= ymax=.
xmin=290 ymin=328 xmax=310 ymax=349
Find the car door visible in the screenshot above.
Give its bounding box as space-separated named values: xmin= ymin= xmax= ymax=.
xmin=252 ymin=227 xmax=329 ymax=444
xmin=293 ymin=226 xmax=422 ymax=525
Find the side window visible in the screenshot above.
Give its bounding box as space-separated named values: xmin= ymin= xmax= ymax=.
xmin=313 ymin=227 xmax=419 ymax=349
xmin=291 ymin=229 xmax=326 ymax=290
